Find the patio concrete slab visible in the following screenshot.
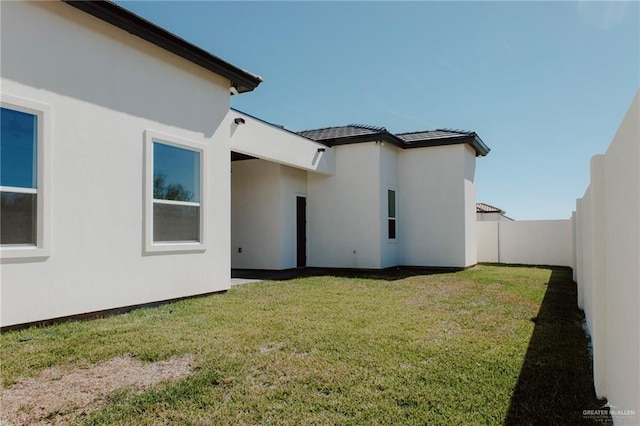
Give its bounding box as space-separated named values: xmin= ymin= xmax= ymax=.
xmin=230 ymin=278 xmax=262 ymax=287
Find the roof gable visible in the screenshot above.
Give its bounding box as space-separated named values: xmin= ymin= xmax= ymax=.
xmin=63 ymin=0 xmax=262 ymax=93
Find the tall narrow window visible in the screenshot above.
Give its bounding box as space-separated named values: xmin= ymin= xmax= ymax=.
xmin=388 ymin=189 xmax=397 ymax=240
xmin=1 ymin=107 xmax=38 ymax=245
xmin=153 ymin=142 xmax=201 ymax=242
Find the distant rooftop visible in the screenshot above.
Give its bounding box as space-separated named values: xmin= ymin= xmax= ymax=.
xmin=298 ymin=124 xmax=490 ymax=156
xmin=476 ymin=203 xmax=504 ymax=214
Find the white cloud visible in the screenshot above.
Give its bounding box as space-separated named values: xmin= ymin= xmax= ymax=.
xmin=577 ymin=0 xmax=630 ymax=30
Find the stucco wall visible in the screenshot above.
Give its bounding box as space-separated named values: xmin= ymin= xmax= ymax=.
xmin=230 ymin=160 xmax=282 ymax=269
xmin=279 ymin=165 xmax=307 ymax=269
xmin=477 ymin=212 xmax=510 ymax=221
xmin=601 ymin=93 xmax=639 ymax=418
xmin=1 ymin=1 xmax=232 ymax=326
xmin=463 ymin=146 xmax=478 ymax=266
xmin=307 ymin=143 xmax=382 ymax=268
xmin=379 ymin=144 xmax=400 ymax=268
xmin=476 ymin=220 xmax=574 ymax=267
xmin=310 ymin=142 xmax=476 ymax=269
xmin=477 ymin=221 xmax=499 ymax=262
xmin=235 ymin=141 xmax=478 ymax=271
xmin=575 ymin=91 xmax=639 ymax=418
xmin=398 ymin=144 xmax=468 ymax=268
xmin=231 ymin=160 xmax=308 ymax=270
xmin=579 ymin=186 xmax=596 ymax=360
xmin=226 ymin=111 xmax=335 ymax=175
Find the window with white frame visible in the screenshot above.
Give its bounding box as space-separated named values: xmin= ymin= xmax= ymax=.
xmin=1 ymin=98 xmax=49 ymax=257
xmin=388 ymin=189 xmax=397 ymax=240
xmin=145 ymin=131 xmax=206 ymax=252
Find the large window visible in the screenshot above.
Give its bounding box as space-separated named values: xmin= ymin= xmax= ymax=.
xmin=1 ymin=96 xmax=50 ymax=258
xmin=145 ymin=131 xmax=206 ymax=253
xmin=1 ymin=108 xmax=37 ymax=245
xmin=388 ymin=189 xmax=397 ymax=240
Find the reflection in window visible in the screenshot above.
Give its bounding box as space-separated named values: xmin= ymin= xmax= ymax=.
xmin=152 ymin=142 xmax=201 ymax=242
xmin=153 ymin=142 xmax=200 ymax=202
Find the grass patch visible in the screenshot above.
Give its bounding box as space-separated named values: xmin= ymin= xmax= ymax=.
xmin=1 ymin=265 xmax=603 ymax=425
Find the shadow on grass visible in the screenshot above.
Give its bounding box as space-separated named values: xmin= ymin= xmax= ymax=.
xmin=504 ymin=267 xmax=611 ymax=425
xmin=232 ymin=266 xmax=455 ymax=282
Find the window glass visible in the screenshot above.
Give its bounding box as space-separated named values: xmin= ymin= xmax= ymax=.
xmin=388 ymin=219 xmax=396 ymax=240
xmin=0 ymin=192 xmax=36 ymax=244
xmin=388 ymin=189 xmax=396 ymax=218
xmin=153 ymin=203 xmax=200 ymax=242
xmin=1 ymin=106 xmax=38 ymax=246
xmin=152 ymin=140 xmax=201 ymax=243
xmin=388 ymin=189 xmax=397 ymax=240
xmin=153 ymin=142 xmax=200 ymax=202
xmin=1 ymin=107 xmax=37 ymax=188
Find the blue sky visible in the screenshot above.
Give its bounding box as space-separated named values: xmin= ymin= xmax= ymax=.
xmin=119 ymin=1 xmax=638 ymax=220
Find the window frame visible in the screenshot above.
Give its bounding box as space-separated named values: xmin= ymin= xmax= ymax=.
xmin=387 ymin=188 xmax=398 ymax=242
xmin=0 ymin=95 xmax=51 ymax=259
xmin=144 ymin=130 xmax=207 ymax=254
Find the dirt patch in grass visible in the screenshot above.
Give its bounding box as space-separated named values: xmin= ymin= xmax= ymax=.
xmin=1 ymin=354 xmax=194 ymax=425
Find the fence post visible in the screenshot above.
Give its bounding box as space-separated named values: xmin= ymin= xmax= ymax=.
xmin=575 ymin=198 xmax=584 ymax=310
xmin=590 ymin=154 xmax=607 ymax=398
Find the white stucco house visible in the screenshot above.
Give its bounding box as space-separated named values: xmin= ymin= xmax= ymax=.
xmin=1 ymin=0 xmax=489 ymax=328
xmin=476 ymin=203 xmax=513 ymax=221
xmin=1 ymin=0 xmax=264 ymax=328
xmin=230 ymin=122 xmax=489 ymax=271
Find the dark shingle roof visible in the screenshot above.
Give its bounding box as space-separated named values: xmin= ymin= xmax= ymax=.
xmin=397 ymin=129 xmax=474 ymax=143
xmin=298 ymin=125 xmax=490 ymax=156
xmin=476 ymin=203 xmax=504 ymax=213
xmin=298 ymin=124 xmax=387 ymax=141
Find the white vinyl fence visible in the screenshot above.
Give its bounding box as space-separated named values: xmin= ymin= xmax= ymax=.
xmin=477 ymin=219 xmax=574 ymax=267
xmin=477 ymin=91 xmax=639 ymax=423
xmin=574 ymin=92 xmax=639 ymax=421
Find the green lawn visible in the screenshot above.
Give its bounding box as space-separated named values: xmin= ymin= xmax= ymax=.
xmin=1 ymin=265 xmax=604 ymax=425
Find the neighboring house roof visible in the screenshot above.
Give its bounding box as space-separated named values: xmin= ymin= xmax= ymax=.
xmin=298 ymin=124 xmax=490 ymax=156
xmin=476 ymin=203 xmax=504 ymax=214
xmin=477 ymin=203 xmax=514 ymax=220
xmin=63 ymin=0 xmax=263 ymax=94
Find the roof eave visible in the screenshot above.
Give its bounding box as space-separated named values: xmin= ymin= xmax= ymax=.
xmin=404 ymin=135 xmax=490 ymax=157
xmin=63 ymin=0 xmax=262 ymax=93
xmin=405 ymin=135 xmax=489 ymax=156
xmin=471 ymin=134 xmax=491 ymax=157
xmin=303 ymin=130 xmax=491 ymax=157
xmin=314 ymin=132 xmax=404 ymax=148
